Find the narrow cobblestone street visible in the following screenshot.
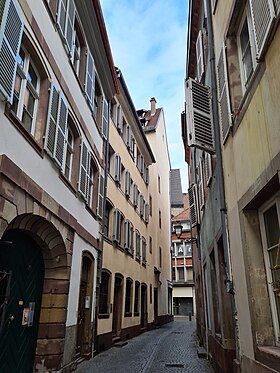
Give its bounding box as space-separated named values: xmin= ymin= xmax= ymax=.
xmin=76 ymin=320 xmax=214 ymax=373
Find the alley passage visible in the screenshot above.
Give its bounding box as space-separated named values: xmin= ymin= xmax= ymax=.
xmin=76 ymin=319 xmax=214 ymax=373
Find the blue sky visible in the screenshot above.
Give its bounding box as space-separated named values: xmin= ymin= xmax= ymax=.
xmin=100 ymin=0 xmax=189 ymax=192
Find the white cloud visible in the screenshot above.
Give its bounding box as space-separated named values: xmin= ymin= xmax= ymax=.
xmin=100 ymin=0 xmax=188 ymax=191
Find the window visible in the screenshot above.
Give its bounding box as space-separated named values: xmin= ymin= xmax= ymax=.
xmin=134 ymin=281 xmax=140 ymax=315
xmin=177 ymin=243 xmax=184 ymax=257
xmin=11 ymin=45 xmax=40 ymax=134
xmin=133 ymin=184 xmax=139 ymax=208
xmin=142 ymin=237 xmax=147 ymax=265
xmin=159 ymin=210 xmax=162 ymax=229
xmin=136 ymin=230 xmax=141 ymax=261
xmin=104 ymin=200 xmax=113 ymax=238
xmin=178 ymin=267 xmax=185 ymax=281
xmin=114 ymin=153 xmax=121 ymax=184
xmin=149 ymin=195 xmax=152 ymax=216
xmin=149 ymin=236 xmax=152 ymax=254
xmin=99 ymin=271 xmax=110 ymax=315
xmin=172 ymin=267 xmax=176 ymax=281
xmin=237 ymin=9 xmax=255 ymax=90
xmin=70 ymin=17 xmax=86 ymax=83
xmin=144 ymin=203 xmax=149 ymax=224
xmin=125 ymin=278 xmax=133 ymax=315
xmin=125 ymin=171 xmax=132 ymax=198
xmin=113 ymin=209 xmax=124 ymax=246
xmin=139 ymin=195 xmax=144 ymax=217
xmin=124 ymin=220 xmax=134 ymax=255
xmin=62 ymin=113 xmax=79 ymax=184
xmin=185 ymin=243 xmax=192 ymax=256
xmin=260 ymin=201 xmax=280 ymax=342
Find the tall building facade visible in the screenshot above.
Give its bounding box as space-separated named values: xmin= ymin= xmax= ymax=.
xmin=184 ymin=0 xmax=280 ymax=372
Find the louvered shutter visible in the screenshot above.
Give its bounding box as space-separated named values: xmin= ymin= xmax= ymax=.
xmin=140 ymin=195 xmax=144 ymax=217
xmin=205 ymin=153 xmax=212 ymax=185
xmin=126 ymin=126 xmax=131 ymax=149
xmin=65 ymin=0 xmax=75 ymax=55
xmin=114 ymin=154 xmax=121 ymax=183
xmin=185 ymin=78 xmax=215 ymax=153
xmin=130 ymin=224 xmax=134 ymax=254
xmin=117 ymin=106 xmax=123 ymax=132
xmin=145 ymin=167 xmax=149 ymax=184
xmin=102 ymin=97 xmax=109 ymax=139
xmin=274 ymin=0 xmax=280 ymax=15
xmin=142 ymin=238 xmax=146 ymax=263
xmin=189 ymin=184 xmax=200 ymax=227
xmin=79 ymin=141 xmax=90 ymax=200
xmin=196 ymin=30 xmax=204 ymax=82
xmin=54 ymin=93 xmax=68 ymax=168
xmin=125 ymin=171 xmax=130 ymax=197
xmin=85 ymin=51 xmax=95 ymax=108
xmin=45 ymin=84 xmax=59 ymax=156
xmin=136 ymin=232 xmax=140 ymax=259
xmin=97 ymin=173 xmax=104 ymax=218
xmin=58 ymin=0 xmax=67 ymax=36
xmin=144 ymin=204 xmax=149 ymax=223
xmin=133 ymin=184 xmax=138 ymax=207
xmin=217 ymin=43 xmax=232 ymax=141
xmin=198 ymin=162 xmax=205 ymax=210
xmin=0 ymin=0 xmax=23 ymax=103
xmin=113 ymin=209 xmax=120 ymax=243
xmin=249 ymin=0 xmax=275 ymax=60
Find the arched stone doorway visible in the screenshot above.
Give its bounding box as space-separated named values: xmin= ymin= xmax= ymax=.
xmin=0 ymin=213 xmax=69 ymax=371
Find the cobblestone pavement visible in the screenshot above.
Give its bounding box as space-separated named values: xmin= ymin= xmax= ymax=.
xmin=76 ymin=319 xmax=214 ymax=373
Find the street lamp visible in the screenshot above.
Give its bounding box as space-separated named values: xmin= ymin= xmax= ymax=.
xmin=173 ymin=223 xmax=183 ymax=239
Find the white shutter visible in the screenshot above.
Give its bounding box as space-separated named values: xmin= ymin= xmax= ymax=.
xmin=117 ymin=105 xmax=123 ymax=132
xmin=65 ymin=0 xmax=75 ymax=55
xmin=0 ymin=0 xmax=23 ymax=103
xmin=57 ymin=0 xmax=67 ymax=36
xmin=113 ymin=209 xmax=120 ymax=243
xmin=189 ymin=184 xmax=200 ymax=227
xmin=274 ymin=0 xmax=280 ymax=15
xmin=205 ymin=153 xmax=212 ymax=186
xmin=102 ymin=97 xmax=109 ymax=139
xmin=125 ymin=171 xmax=131 ymax=197
xmin=54 ymin=93 xmax=68 ymax=168
xmin=114 ymin=154 xmax=121 ymax=183
xmin=97 ymin=173 xmax=104 ymax=218
xmin=85 ymin=50 xmax=95 ymax=108
xmin=249 ymin=0 xmax=275 ymax=59
xmin=185 ymin=78 xmax=215 ymax=153
xmin=45 ymin=84 xmax=59 ymax=156
xmin=78 ymin=141 xmax=90 ymax=200
xmin=217 ymin=43 xmax=232 ymax=141
xmin=198 ymin=162 xmax=205 ymax=210
xmin=196 ymin=30 xmax=204 ymax=82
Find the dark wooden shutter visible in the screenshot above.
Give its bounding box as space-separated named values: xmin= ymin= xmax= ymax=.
xmin=0 ymin=0 xmax=23 ymax=103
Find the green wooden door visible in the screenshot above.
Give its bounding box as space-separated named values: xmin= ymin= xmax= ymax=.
xmin=0 ymin=229 xmax=44 ymax=373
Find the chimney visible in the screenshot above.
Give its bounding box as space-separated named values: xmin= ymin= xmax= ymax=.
xmin=150 ymin=97 xmax=157 ymax=116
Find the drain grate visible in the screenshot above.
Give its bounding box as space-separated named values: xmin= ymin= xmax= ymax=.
xmin=165 ymin=363 xmax=185 ymax=368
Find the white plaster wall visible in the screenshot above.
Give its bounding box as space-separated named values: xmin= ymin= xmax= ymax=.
xmin=66 ymin=234 xmax=98 ymax=327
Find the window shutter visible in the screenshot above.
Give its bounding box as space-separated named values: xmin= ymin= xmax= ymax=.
xmin=117 ymin=106 xmax=123 ymax=132
xmin=198 ymin=161 xmax=205 ymax=210
xmin=0 ymin=0 xmax=23 ymax=103
xmin=126 ymin=126 xmax=131 ymax=149
xmin=140 ymin=195 xmax=144 ymax=217
xmin=145 ymin=167 xmax=149 ymax=184
xmin=57 ymin=0 xmax=67 ymax=36
xmin=185 ymin=78 xmax=215 ymax=153
xmin=113 ymin=209 xmax=120 ymax=243
xmin=102 ymin=97 xmax=109 ymax=139
xmin=136 ymin=232 xmax=140 ymax=259
xmin=142 ymin=238 xmax=146 ymax=263
xmin=125 ymin=171 xmax=131 ymax=197
xmin=205 ymin=153 xmax=212 ymax=186
xmin=249 ymin=0 xmax=275 ymax=60
xmin=139 ymin=155 xmax=144 ymax=175
xmin=78 ymin=141 xmax=90 ymax=200
xmin=130 ymin=225 xmax=134 ymax=254
xmin=274 ymin=0 xmax=280 ymax=15
xmin=45 ymin=84 xmax=59 ymax=156
xmin=54 ymin=93 xmax=68 ymax=168
xmin=85 ymin=50 xmax=95 ymax=108
xmin=133 ymin=184 xmax=139 ymax=207
xmin=65 ymin=0 xmax=75 ymax=55
xmin=189 ymin=184 xmax=200 ymax=227
xmin=196 ymin=30 xmax=204 ymax=82
xmin=217 ymin=43 xmax=232 ymax=141
xmin=144 ymin=203 xmax=149 ymax=223
xmin=97 ymin=173 xmax=104 ymax=218
xmin=114 ymin=154 xmax=121 ymax=183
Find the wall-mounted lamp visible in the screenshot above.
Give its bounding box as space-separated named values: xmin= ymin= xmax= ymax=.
xmin=173 ymin=223 xmax=183 ymax=239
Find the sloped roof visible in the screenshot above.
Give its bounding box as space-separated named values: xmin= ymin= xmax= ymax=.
xmin=137 ymin=108 xmax=162 ymax=131
xmin=172 ymin=208 xmax=190 ymax=222
xmin=170 ymin=169 xmax=183 ymax=207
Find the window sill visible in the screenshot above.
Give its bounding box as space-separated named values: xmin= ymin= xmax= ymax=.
xmin=98 ymin=313 xmax=110 ymax=319
xmin=59 ymin=172 xmax=77 ymax=196
xmin=256 ymin=346 xmax=280 ymax=372
xmin=5 ymin=105 xmax=44 ymax=158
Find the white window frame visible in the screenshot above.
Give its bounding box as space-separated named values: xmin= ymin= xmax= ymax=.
xmin=237 ymin=5 xmax=257 ymax=93
xmin=13 ymin=45 xmax=40 ymax=135
xmin=259 ymin=194 xmax=280 ymax=345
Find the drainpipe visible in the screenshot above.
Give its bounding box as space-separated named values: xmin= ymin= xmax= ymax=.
xmin=204 ymin=0 xmax=240 ymax=361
